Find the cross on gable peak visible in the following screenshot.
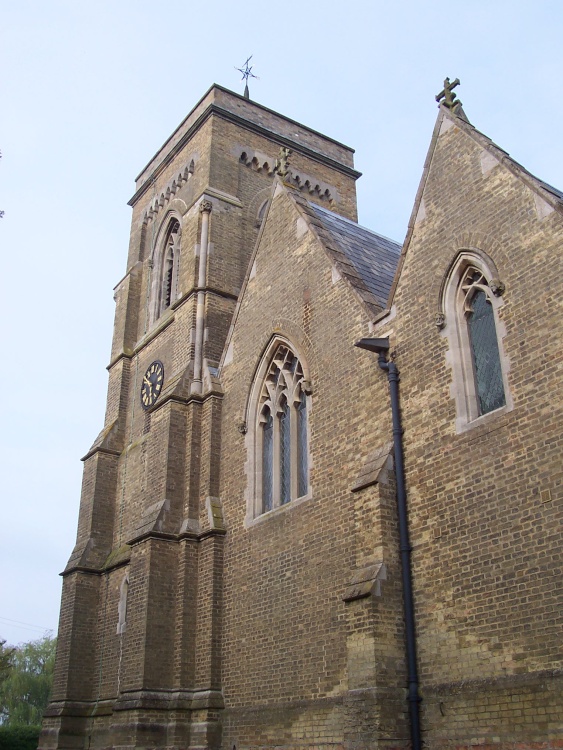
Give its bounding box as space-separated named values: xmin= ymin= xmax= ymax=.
xmin=436 ymin=77 xmax=462 ymax=110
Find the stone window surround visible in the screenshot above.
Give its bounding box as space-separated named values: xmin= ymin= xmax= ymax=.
xmin=244 ymin=336 xmax=312 ymax=527
xmin=255 ymin=198 xmax=269 ymax=228
xmin=439 ymin=248 xmax=512 ymax=433
xmin=148 ymin=211 xmax=182 ymax=326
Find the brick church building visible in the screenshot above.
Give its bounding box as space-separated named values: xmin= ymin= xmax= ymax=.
xmin=40 ymin=83 xmax=562 ymax=750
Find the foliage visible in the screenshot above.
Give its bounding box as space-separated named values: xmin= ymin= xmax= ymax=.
xmin=0 ymin=642 xmax=14 ymax=685
xmin=0 ymin=635 xmax=56 ymax=727
xmin=0 ymin=725 xmax=41 ymax=750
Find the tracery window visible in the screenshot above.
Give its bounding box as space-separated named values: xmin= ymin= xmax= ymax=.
xmin=439 ymin=251 xmax=511 ymax=432
xmin=256 ymin=344 xmax=310 ymax=515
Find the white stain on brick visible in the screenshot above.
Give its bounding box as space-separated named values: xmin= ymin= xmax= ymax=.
xmin=296 ymin=217 xmax=308 ymax=238
xmin=480 ymin=150 xmax=500 ymax=175
xmin=439 ymin=117 xmax=454 ymax=135
xmin=534 ymin=192 xmax=555 ymax=220
xmin=415 ymin=198 xmax=426 ymax=224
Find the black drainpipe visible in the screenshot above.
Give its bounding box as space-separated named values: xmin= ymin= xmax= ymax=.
xmin=355 ymin=337 xmax=422 ymax=750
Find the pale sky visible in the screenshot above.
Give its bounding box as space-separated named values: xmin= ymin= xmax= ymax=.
xmin=2 ymin=0 xmax=562 ymax=646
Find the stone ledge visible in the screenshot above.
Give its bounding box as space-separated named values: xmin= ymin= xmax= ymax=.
xmin=113 ymin=688 xmax=224 ymax=712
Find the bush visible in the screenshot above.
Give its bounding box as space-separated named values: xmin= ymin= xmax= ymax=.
xmin=0 ymin=725 xmax=41 ymax=750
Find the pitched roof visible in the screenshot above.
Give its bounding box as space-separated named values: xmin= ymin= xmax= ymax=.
xmin=218 ymin=181 xmax=403 ymax=373
xmin=307 ymin=201 xmax=401 ymax=309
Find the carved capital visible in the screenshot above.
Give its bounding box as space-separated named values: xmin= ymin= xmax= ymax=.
xmin=237 ymin=421 xmax=247 ymax=435
xmin=435 ymin=312 xmax=446 ymax=329
xmin=199 ymin=200 xmax=212 ymax=214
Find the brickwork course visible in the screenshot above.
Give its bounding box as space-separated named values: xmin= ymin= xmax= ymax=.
xmin=40 ymin=85 xmax=563 ymax=750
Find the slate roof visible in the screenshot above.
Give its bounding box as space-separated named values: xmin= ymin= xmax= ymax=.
xmin=536 ymin=178 xmax=563 ymax=202
xmin=308 ymin=203 xmax=401 ymax=310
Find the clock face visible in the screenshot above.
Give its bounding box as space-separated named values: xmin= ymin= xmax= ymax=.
xmin=141 ymin=360 xmax=164 ymax=410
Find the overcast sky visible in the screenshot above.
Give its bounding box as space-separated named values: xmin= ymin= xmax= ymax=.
xmin=1 ymin=0 xmax=562 ymax=646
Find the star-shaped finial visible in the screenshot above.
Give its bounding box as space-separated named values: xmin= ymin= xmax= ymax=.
xmin=236 ymin=56 xmax=258 ymax=99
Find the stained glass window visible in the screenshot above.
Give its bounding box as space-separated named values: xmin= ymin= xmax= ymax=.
xmin=442 ymin=257 xmax=509 ymax=429
xmin=262 ymin=411 xmax=273 ymax=513
xmin=279 ymin=399 xmax=291 ymax=504
xmin=468 ymin=289 xmax=506 ymax=415
xmin=257 ymin=344 xmax=310 ymax=515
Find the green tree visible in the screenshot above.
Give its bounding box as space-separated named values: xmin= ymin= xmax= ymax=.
xmin=0 ymin=641 xmax=14 ymax=686
xmin=0 ymin=635 xmax=56 ymax=726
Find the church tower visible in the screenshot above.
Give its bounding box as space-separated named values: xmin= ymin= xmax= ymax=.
xmin=40 ymin=86 xmax=362 ymax=750
xmin=41 ymin=81 xmax=563 ymax=750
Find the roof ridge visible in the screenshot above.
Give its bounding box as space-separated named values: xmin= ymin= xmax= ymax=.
xmin=308 ymin=202 xmax=401 ymax=248
xmin=443 ymin=105 xmax=563 ymax=205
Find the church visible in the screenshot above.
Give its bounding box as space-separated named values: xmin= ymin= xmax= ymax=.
xmin=40 ymin=81 xmax=563 ymax=750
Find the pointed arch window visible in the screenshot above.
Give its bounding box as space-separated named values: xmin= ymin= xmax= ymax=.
xmin=439 ymin=252 xmax=511 ymax=432
xmin=255 ymin=199 xmax=269 ymax=228
xmin=150 ymin=216 xmax=181 ymax=323
xmin=462 ymin=269 xmax=506 ymax=415
xmin=160 ymin=219 xmax=180 ymax=313
xmin=255 ymin=344 xmax=310 ymax=516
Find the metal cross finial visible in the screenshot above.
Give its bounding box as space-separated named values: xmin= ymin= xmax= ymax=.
xmin=236 ymin=56 xmax=258 ymax=99
xmin=436 ymin=77 xmax=462 ymax=111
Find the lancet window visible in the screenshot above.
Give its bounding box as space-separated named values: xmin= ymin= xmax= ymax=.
xmin=255 ymin=199 xmax=269 ymax=228
xmin=150 ymin=216 xmax=181 ymax=323
xmin=439 ymin=251 xmax=510 ymax=431
xmin=257 ymin=344 xmax=309 ymax=515
xmin=460 ymin=267 xmax=506 ymax=416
